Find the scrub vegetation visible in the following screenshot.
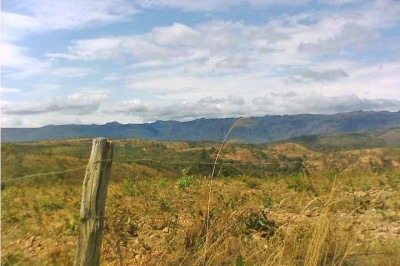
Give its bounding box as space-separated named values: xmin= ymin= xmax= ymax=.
xmin=2 ymin=137 xmax=400 ymax=265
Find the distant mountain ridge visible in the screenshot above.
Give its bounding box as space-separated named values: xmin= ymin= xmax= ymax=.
xmin=2 ymin=111 xmax=400 ymax=143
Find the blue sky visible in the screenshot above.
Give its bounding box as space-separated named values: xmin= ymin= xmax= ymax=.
xmin=2 ymin=0 xmax=400 ymax=127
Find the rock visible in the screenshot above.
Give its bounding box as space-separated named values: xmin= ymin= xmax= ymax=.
xmin=357 ymin=235 xmax=365 ymax=242
xmin=252 ymin=233 xmax=261 ymax=241
xmin=138 ymin=247 xmax=146 ymax=255
xmin=304 ymin=210 xmax=312 ymax=217
xmin=149 ymin=234 xmax=161 ymax=240
xmin=378 ymin=227 xmax=388 ymax=233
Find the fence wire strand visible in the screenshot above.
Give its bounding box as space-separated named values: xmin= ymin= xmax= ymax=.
xmin=2 ymin=158 xmax=304 ymax=183
xmin=2 ymin=165 xmax=88 ymax=183
xmin=121 ymin=158 xmax=303 ymax=166
xmin=2 ymin=159 xmax=114 ymax=183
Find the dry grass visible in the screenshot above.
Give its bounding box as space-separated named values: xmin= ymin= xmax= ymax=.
xmin=2 ymin=172 xmax=400 ymax=265
xmin=2 ymin=137 xmax=400 ymax=265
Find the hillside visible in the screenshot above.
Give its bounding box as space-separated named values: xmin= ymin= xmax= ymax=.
xmin=285 ymin=127 xmax=400 ymax=151
xmin=2 ymin=138 xmax=400 ymax=265
xmin=2 ymin=137 xmax=399 ymax=184
xmin=2 ymin=111 xmax=400 ymax=143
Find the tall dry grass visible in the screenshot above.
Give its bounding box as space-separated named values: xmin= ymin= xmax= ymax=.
xmin=192 ymin=119 xmax=359 ymax=266
xmin=203 ymin=118 xmax=254 ymax=263
xmin=192 ymin=177 xmax=357 ymax=266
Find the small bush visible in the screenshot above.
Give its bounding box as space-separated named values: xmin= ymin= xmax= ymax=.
xmin=240 ymin=210 xmax=276 ymax=238
xmin=176 ymin=169 xmax=195 ymax=190
xmin=159 ymin=198 xmax=172 ymax=212
xmin=121 ymin=174 xmax=143 ymax=196
xmin=3 ymin=254 xmax=22 ymax=266
xmin=287 ymin=174 xmax=311 ymax=192
xmin=38 ymin=197 xmax=63 ymax=211
xmin=66 ymin=213 xmax=80 ymax=235
xmin=263 ymin=194 xmax=273 ymax=209
xmin=157 ymin=177 xmax=168 ymax=188
xmin=246 ymin=180 xmax=260 ymax=189
xmin=386 ymin=173 xmax=400 ymax=189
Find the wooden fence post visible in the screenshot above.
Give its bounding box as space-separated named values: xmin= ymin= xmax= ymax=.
xmin=75 ymin=138 xmax=114 ymax=266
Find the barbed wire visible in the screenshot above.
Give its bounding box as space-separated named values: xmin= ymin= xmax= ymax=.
xmin=2 ymin=158 xmax=304 ymax=183
xmin=121 ymin=158 xmax=303 ymax=166
xmin=1 ymin=159 xmax=113 ymax=183
xmin=1 ymin=165 xmax=88 ymax=183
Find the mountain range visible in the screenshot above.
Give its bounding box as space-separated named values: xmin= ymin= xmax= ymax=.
xmin=2 ymin=111 xmax=400 ymax=143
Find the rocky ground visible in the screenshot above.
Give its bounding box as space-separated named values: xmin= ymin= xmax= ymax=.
xmin=2 ymin=173 xmax=400 ymax=265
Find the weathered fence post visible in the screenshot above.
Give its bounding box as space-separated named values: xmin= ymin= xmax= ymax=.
xmin=75 ymin=138 xmax=114 ymax=266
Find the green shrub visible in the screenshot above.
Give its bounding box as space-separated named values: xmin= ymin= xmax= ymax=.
xmin=159 ymin=198 xmax=172 ymax=212
xmin=157 ymin=177 xmax=168 ymax=188
xmin=263 ymin=194 xmax=273 ymax=209
xmin=121 ymin=174 xmax=143 ymax=196
xmin=66 ymin=213 xmax=80 ymax=235
xmin=286 ymin=174 xmax=311 ymax=192
xmin=3 ymin=254 xmax=22 ymax=266
xmin=246 ymin=180 xmax=260 ymax=189
xmin=240 ymin=210 xmax=276 ymax=238
xmin=176 ymin=169 xmax=195 ymax=190
xmin=386 ymin=173 xmax=400 ymax=189
xmin=38 ymin=197 xmax=63 ymax=211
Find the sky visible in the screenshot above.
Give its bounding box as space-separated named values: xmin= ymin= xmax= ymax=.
xmin=1 ymin=0 xmax=400 ymax=128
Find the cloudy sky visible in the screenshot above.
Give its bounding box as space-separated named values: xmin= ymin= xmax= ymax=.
xmin=2 ymin=0 xmax=400 ymax=127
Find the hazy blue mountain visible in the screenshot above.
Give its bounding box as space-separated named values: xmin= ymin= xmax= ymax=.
xmin=2 ymin=111 xmax=400 ymax=143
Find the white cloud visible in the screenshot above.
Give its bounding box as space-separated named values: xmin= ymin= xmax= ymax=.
xmin=2 ymin=0 xmax=136 ymax=41
xmin=359 ymin=0 xmax=400 ymax=29
xmin=2 ymin=43 xmax=38 ymax=68
xmin=108 ymin=100 xmax=148 ymax=114
xmin=1 ymin=116 xmax=23 ymax=128
xmin=2 ymin=91 xmax=108 ymax=115
xmin=93 ymin=94 xmax=400 ymax=122
xmin=46 ymin=38 xmax=123 ymax=60
xmin=287 ymin=68 xmax=349 ymax=83
xmin=2 ymin=0 xmax=138 ymax=77
xmin=2 ymin=12 xmax=41 ymax=42
xmin=279 ymin=94 xmax=400 ymax=114
xmin=48 ymin=5 xmax=393 ymax=70
xmin=150 ymin=23 xmax=202 ymax=46
xmin=5 ymin=2 xmax=359 ymax=79
xmin=135 ymin=0 xmax=311 ymax=11
xmin=1 ymin=87 xmax=21 ymax=93
xmin=3 ymin=92 xmax=399 ymax=128
xmin=298 ymin=23 xmax=378 ymax=55
xmin=49 ymin=67 xmax=93 ymax=78
xmin=321 ymin=0 xmax=364 ymax=6
xmin=1 ymin=43 xmax=50 ymax=78
xmin=44 ymin=20 xmax=284 ymax=68
xmin=42 ymin=6 xmax=400 ymax=107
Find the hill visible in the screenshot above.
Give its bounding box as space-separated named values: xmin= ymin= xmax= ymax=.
xmin=2 ymin=111 xmax=400 ymax=143
xmin=285 ymin=127 xmax=400 ymax=151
